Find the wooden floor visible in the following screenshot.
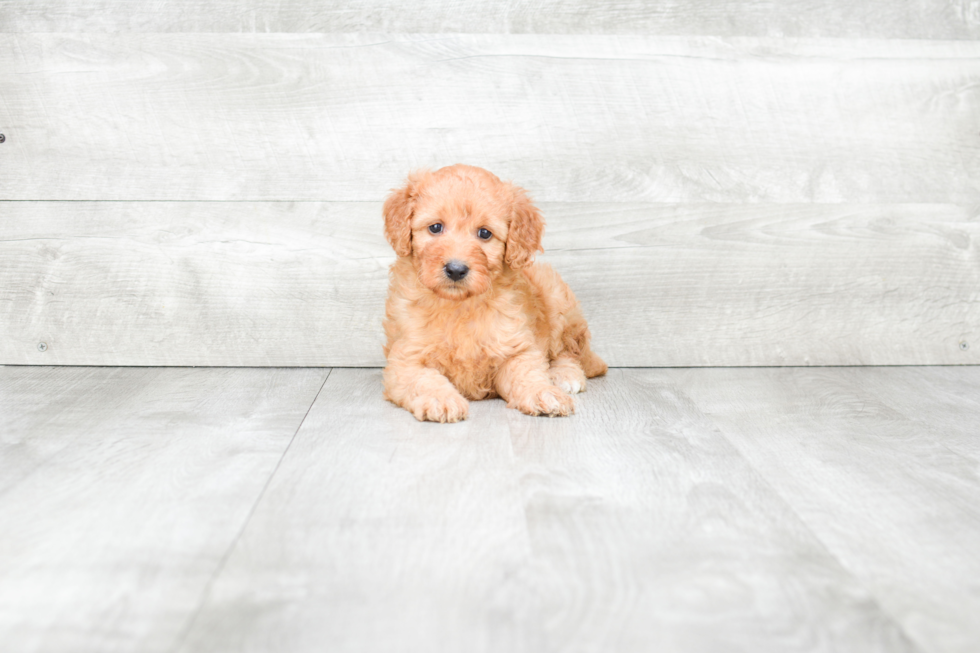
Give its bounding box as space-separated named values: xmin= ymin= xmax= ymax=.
xmin=1 ymin=366 xmax=979 ymax=653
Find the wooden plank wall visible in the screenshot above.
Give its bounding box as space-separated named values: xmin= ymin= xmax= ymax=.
xmin=3 ymin=1 xmax=980 ymax=37
xmin=1 ymin=4 xmax=978 ymax=366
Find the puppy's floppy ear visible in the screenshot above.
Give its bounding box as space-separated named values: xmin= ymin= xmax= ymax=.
xmin=383 ymin=171 xmax=428 ymax=257
xmin=504 ymin=185 xmax=545 ymax=269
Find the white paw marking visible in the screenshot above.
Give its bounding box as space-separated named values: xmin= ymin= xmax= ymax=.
xmin=558 ymin=379 xmax=585 ymax=394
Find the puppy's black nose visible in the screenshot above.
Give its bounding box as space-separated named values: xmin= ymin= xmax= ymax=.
xmin=444 ymin=260 xmax=469 ymax=281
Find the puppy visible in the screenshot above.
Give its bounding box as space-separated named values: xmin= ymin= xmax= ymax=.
xmin=382 ymin=164 xmax=607 ymax=422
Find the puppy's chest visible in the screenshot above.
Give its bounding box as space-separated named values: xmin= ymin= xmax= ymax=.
xmin=426 ymin=309 xmax=518 ymax=363
xmin=420 ymin=305 xmax=522 ymax=391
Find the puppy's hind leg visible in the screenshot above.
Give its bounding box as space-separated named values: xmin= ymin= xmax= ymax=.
xmin=549 ymin=354 xmax=588 ymax=395
xmin=579 ymin=344 xmax=607 ymax=379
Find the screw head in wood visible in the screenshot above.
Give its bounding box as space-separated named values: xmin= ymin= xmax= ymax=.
xmin=961 ymin=341 xmax=970 ymax=351
xmin=0 ymin=133 xmax=5 ymax=143
xmin=37 ymin=342 xmax=47 ymax=352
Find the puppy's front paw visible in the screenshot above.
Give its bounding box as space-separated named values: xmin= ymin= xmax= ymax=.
xmin=548 ymin=356 xmax=589 ymax=395
xmin=550 ymin=367 xmax=587 ymax=395
xmin=409 ymin=390 xmax=469 ymax=423
xmin=512 ymin=386 xmax=575 ymax=417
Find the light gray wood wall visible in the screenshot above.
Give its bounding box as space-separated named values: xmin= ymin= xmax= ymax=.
xmin=1 ymin=7 xmax=978 ymax=366
xmin=2 ymin=202 xmax=977 ymax=366
xmin=1 ymin=36 xmax=978 ymax=203
xmin=2 ymin=1 xmax=979 ymax=38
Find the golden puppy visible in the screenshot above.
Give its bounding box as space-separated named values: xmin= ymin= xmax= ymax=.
xmin=382 ymin=164 xmax=606 ymax=422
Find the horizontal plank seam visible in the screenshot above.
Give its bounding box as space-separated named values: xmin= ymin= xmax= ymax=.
xmin=0 ymin=199 xmax=384 ymax=204
xmin=167 ymin=367 xmax=333 ymax=653
xmin=3 ymin=364 xmax=978 ymax=370
xmin=4 ymin=200 xmax=971 ymax=205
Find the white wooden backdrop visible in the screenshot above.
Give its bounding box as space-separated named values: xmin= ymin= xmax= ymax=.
xmin=1 ymin=5 xmax=978 ymax=366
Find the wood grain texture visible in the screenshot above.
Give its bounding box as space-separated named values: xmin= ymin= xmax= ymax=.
xmin=1 ymin=201 xmax=977 ymax=367
xmin=4 ymin=367 xmax=979 ymax=651
xmin=0 ymin=202 xmax=389 ymax=367
xmin=179 ymin=368 xmax=918 ymax=653
xmin=1 ymin=0 xmax=979 ymax=38
xmin=1 ymin=35 xmax=978 ymax=203
xmin=673 ymin=367 xmax=980 ymax=653
xmin=0 ymin=366 xmax=328 ymax=653
xmin=176 ymin=368 xmax=533 ymax=653
xmin=504 ymin=368 xmax=919 ymax=653
xmin=838 ymin=367 xmax=980 ymax=459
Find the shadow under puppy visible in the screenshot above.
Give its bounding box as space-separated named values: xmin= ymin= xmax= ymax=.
xmin=382 ymin=164 xmax=607 ymax=422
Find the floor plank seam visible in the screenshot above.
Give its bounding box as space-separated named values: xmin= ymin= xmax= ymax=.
xmin=166 ymin=367 xmax=334 ymax=653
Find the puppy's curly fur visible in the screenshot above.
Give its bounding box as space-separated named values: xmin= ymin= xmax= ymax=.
xmin=382 ymin=164 xmax=606 ymax=422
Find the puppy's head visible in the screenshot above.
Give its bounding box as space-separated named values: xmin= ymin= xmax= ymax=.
xmin=383 ymin=164 xmax=544 ymax=300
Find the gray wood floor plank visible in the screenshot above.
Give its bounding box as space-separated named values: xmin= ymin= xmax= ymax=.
xmin=0 ymin=366 xmax=328 ymax=653
xmin=831 ymin=367 xmax=980 ymax=463
xmin=2 ymin=202 xmax=976 ymax=367
xmin=5 ymin=367 xmax=977 ymax=652
xmin=3 ymin=0 xmax=978 ymax=38
xmin=672 ymin=367 xmax=980 ymax=653
xmin=1 ymin=35 xmax=977 ymax=203
xmin=176 ymin=368 xmax=533 ymax=653
xmin=181 ymin=369 xmax=918 ymax=653
xmin=505 ymin=369 xmax=918 ymax=653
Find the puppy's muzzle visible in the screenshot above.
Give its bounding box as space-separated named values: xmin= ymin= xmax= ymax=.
xmin=444 ymin=260 xmax=469 ymax=282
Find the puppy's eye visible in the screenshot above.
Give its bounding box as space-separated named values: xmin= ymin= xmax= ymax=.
xmin=478 ymin=228 xmax=492 ymax=240
xmin=428 ymin=223 xmax=443 ymax=234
